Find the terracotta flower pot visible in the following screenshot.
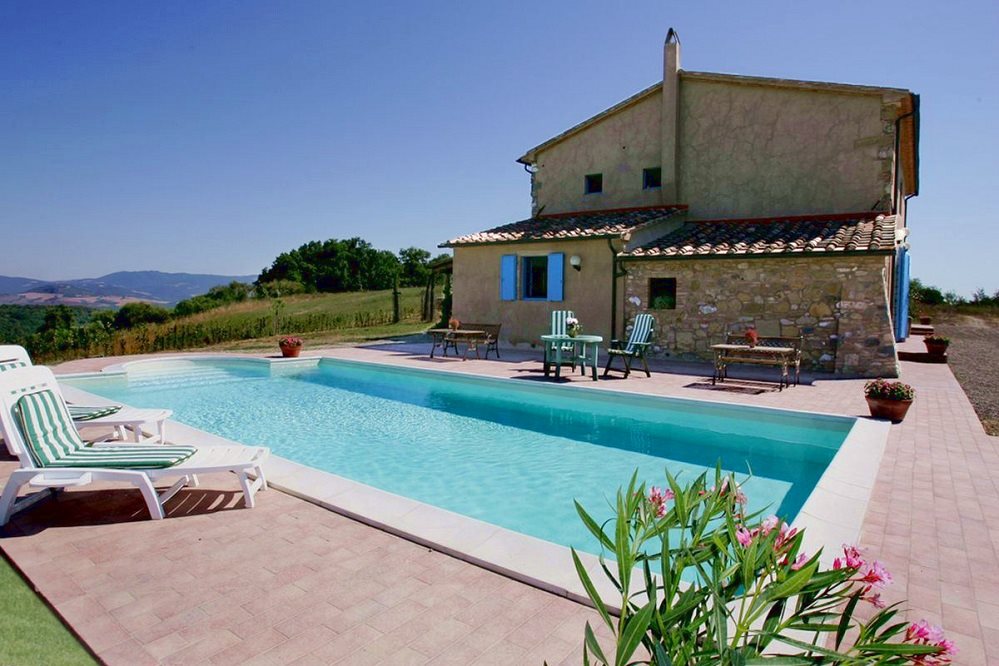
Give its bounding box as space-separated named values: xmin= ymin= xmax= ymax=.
xmin=279 ymin=344 xmax=301 ymax=358
xmin=866 ymin=397 xmax=912 ymax=423
xmin=924 ymin=341 xmax=948 ymax=357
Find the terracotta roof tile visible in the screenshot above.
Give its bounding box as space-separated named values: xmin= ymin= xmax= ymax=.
xmin=442 ymin=206 xmax=684 ymax=247
xmin=625 ymin=214 xmax=898 ymax=258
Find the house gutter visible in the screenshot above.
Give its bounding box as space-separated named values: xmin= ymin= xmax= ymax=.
xmin=608 ymin=238 xmax=627 ymax=340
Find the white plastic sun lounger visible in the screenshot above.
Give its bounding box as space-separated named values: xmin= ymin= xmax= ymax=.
xmin=0 ymin=366 xmax=268 ymax=525
xmin=0 ymin=345 xmax=172 ymax=445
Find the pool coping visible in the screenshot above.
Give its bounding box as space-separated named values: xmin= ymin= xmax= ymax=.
xmin=58 ymin=353 xmax=890 ymax=607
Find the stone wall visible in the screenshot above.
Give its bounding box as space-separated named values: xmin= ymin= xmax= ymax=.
xmin=621 ymin=254 xmax=899 ymax=377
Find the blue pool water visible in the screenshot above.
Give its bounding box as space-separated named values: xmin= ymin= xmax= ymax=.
xmin=65 ymin=359 xmax=851 ymax=552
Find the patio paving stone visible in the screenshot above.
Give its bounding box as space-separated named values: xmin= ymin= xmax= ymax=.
xmin=0 ymin=338 xmax=993 ymax=663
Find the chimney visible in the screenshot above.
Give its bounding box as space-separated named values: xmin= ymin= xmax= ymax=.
xmin=660 ymin=28 xmax=681 ymax=203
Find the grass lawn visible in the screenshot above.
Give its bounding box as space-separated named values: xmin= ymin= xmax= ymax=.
xmin=176 ymin=287 xmax=426 ymax=328
xmin=204 ymin=320 xmax=431 ymax=352
xmin=0 ymin=553 xmax=95 ymax=665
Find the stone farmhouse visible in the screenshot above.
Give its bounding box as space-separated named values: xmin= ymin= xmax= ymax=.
xmin=441 ymin=30 xmax=919 ymax=377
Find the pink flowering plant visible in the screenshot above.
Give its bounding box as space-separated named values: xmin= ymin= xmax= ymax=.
xmin=572 ymin=469 xmax=954 ymax=665
xmin=864 ymin=379 xmax=915 ymax=401
xmin=278 ymin=336 xmax=303 ymax=347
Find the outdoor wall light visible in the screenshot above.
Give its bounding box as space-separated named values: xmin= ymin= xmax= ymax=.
xmin=569 ymin=255 xmax=582 ymax=271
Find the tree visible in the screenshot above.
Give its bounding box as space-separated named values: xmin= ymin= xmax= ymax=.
xmin=909 ymin=278 xmax=944 ymax=305
xmin=257 ymin=237 xmax=401 ymax=293
xmin=113 ymin=302 xmax=171 ymax=329
xmin=39 ymin=305 xmax=76 ymax=333
xmin=398 ymin=247 xmax=431 ymax=288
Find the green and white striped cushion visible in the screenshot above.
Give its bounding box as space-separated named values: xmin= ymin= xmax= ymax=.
xmin=15 ymin=390 xmax=195 ymax=469
xmin=67 ymin=404 xmax=123 ymax=421
xmin=625 ymin=314 xmax=654 ymax=354
xmin=550 ymin=310 xmax=575 ymax=336
xmin=0 ymin=361 xmax=27 ymax=372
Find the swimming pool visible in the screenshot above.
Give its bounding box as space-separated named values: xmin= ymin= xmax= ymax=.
xmin=64 ymin=357 xmax=854 ymax=555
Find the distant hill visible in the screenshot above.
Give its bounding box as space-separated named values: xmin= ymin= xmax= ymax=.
xmin=0 ymin=271 xmax=257 ymax=307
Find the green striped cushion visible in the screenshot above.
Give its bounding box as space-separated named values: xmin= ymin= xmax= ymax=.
xmin=0 ymin=361 xmax=27 ymax=372
xmin=15 ymin=390 xmax=195 ymax=469
xmin=625 ymin=314 xmax=654 ymax=354
xmin=67 ymin=404 xmax=123 ymax=421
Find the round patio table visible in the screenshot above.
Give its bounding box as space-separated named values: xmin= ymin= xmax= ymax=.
xmin=541 ymin=334 xmax=603 ymax=381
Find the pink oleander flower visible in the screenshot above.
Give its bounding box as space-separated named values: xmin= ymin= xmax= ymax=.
xmin=857 ymin=560 xmax=893 ymax=589
xmin=906 ymin=620 xmax=934 ymax=642
xmin=647 ymin=486 xmax=674 ymax=518
xmin=774 ymin=522 xmax=798 ymax=552
xmin=937 ymin=638 xmax=957 ymax=658
xmin=787 ymin=552 xmax=808 ymax=570
xmin=736 ymin=526 xmax=753 ymax=547
xmin=833 ymin=544 xmax=866 ymax=570
xmin=863 ymin=591 xmax=885 ymax=608
xmin=760 ymin=515 xmax=779 ymax=535
xmin=905 ymin=620 xmax=956 ymax=664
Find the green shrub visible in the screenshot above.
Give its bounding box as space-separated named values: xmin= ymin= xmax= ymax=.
xmin=572 ymin=470 xmax=954 ymax=664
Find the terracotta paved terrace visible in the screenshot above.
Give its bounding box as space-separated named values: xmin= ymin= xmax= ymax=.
xmin=1 ymin=339 xmax=997 ymax=664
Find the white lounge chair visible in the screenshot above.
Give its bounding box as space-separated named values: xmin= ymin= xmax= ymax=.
xmin=0 ymin=345 xmax=171 ymax=446
xmin=0 ymin=366 xmax=268 ymax=524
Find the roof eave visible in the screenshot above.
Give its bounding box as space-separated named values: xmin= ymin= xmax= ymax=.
xmin=442 ymin=233 xmax=627 ymax=249
xmin=516 ymin=81 xmax=662 ymax=165
xmin=620 ymin=248 xmax=896 ymax=261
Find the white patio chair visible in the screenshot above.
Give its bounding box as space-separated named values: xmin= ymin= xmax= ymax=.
xmin=0 ymin=366 xmax=268 ymax=525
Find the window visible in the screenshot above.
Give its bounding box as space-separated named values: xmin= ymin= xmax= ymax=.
xmin=643 ymin=167 xmax=662 ymax=190
xmin=649 ymin=277 xmax=676 ymax=310
xmin=522 ymin=256 xmax=548 ymax=299
xmin=584 ymin=173 xmax=603 ymax=194
xmin=500 ymin=253 xmax=564 ymax=302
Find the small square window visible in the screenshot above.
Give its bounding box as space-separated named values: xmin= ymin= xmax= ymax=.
xmin=649 ymin=277 xmax=676 ymax=310
xmin=584 ymin=173 xmax=603 ymax=194
xmin=643 ymin=167 xmax=662 ymax=190
xmin=522 ymin=256 xmax=548 ymax=299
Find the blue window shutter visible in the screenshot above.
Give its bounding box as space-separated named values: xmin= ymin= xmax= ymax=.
xmin=547 ymin=252 xmax=564 ymax=302
xmin=894 ymin=247 xmax=911 ymax=341
xmin=500 ymin=255 xmax=517 ymax=301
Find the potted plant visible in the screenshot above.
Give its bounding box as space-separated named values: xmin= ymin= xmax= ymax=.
xmin=566 ymin=316 xmax=581 ymax=337
xmin=278 ymin=336 xmax=303 ymax=358
xmin=864 ymin=378 xmax=915 ymax=423
xmin=448 ymin=317 xmax=461 ymax=331
xmin=918 ymin=314 xmax=932 ymax=325
xmin=924 ymin=334 xmax=950 ymax=356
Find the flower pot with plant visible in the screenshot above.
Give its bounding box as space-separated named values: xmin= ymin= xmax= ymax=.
xmin=566 ymin=316 xmax=580 ymax=338
xmin=924 ymin=334 xmax=950 ymax=357
xmin=864 ymin=378 xmax=914 ymax=423
xmin=278 ymin=336 xmax=303 ymax=358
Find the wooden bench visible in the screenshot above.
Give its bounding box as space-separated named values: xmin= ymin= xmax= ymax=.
xmin=711 ymin=334 xmax=803 ymax=390
xmin=458 ymin=323 xmax=502 ymax=359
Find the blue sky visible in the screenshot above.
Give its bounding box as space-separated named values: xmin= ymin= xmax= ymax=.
xmin=1 ymin=1 xmax=996 ymax=295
